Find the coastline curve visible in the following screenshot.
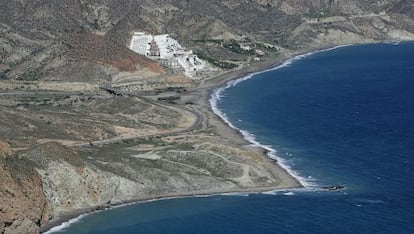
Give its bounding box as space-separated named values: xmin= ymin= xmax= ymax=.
xmin=209 ymin=44 xmax=354 ymax=189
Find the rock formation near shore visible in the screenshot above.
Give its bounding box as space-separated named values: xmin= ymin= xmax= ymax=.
xmin=0 ymin=142 xmax=51 ymax=234
xmin=1 ymin=137 xmax=299 ymax=233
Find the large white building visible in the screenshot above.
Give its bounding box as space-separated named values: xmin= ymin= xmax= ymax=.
xmin=129 ymin=32 xmax=153 ymax=56
xmin=130 ymin=32 xmax=205 ymax=78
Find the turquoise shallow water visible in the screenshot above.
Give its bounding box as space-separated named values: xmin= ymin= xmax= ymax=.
xmin=51 ymin=42 xmax=414 ymax=234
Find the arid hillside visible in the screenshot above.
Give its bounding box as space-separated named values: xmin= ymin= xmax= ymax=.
xmin=1 ymin=0 xmax=413 ymax=83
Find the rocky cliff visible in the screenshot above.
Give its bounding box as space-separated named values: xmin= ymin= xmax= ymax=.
xmin=1 ymin=134 xmax=300 ymax=233
xmin=0 ymin=142 xmax=51 ymax=234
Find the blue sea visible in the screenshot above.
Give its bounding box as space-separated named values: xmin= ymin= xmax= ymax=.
xmin=49 ymin=42 xmax=414 ymax=234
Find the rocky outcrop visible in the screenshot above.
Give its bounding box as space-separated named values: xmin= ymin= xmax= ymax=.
xmin=0 ymin=142 xmax=12 ymax=158
xmin=0 ymin=138 xmax=299 ymax=233
xmin=0 ymin=141 xmax=51 ymax=234
xmin=19 ymin=141 xmax=286 ymax=221
xmin=20 ymin=143 xmax=140 ymax=217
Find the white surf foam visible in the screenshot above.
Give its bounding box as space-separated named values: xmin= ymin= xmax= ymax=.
xmin=261 ymin=191 xmax=279 ymax=196
xmin=220 ymin=192 xmax=250 ymax=197
xmin=209 ymin=46 xmax=352 ymax=189
xmin=385 ymin=40 xmax=401 ymax=45
xmin=44 ymin=213 xmax=90 ymax=234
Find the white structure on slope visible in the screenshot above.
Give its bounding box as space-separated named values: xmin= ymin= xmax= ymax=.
xmin=130 ymin=32 xmax=153 ymax=56
xmin=130 ymin=32 xmax=205 ymax=78
xmin=153 ymin=34 xmax=182 ymax=59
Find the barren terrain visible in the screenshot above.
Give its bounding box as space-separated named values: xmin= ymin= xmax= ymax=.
xmin=1 ymin=0 xmax=414 ymax=233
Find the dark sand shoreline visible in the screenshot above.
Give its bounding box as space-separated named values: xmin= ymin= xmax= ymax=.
xmin=41 ymin=41 xmax=393 ymax=233
xmin=41 ymin=184 xmax=303 ymax=233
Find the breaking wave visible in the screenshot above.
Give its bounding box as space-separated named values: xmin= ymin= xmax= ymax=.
xmin=44 ymin=213 xmax=91 ymax=234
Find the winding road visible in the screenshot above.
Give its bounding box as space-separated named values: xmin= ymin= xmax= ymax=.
xmin=70 ymin=99 xmax=204 ymax=147
xmin=0 ymin=89 xmax=204 ymax=148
